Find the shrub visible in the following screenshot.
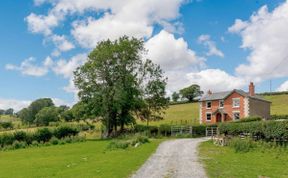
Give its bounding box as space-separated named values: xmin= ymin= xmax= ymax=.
xmin=192 ymin=125 xmax=206 ymax=137
xmin=228 ymin=138 xmax=256 ymax=153
xmin=236 ymin=116 xmax=262 ymax=123
xmin=0 ymin=134 xmax=14 ymax=146
xmin=107 ymin=140 xmax=129 ymax=150
xmin=34 ymin=128 xmax=53 ymax=142
xmin=0 ymin=122 xmax=13 ymax=129
xmin=270 ymin=115 xmax=288 ymax=120
xmin=12 ymin=141 xmax=27 ymax=149
xmin=14 ymin=131 xmax=27 ymax=142
xmin=50 ymin=137 xmax=59 ymax=145
xmin=54 ymin=126 xmax=79 ymax=139
xmin=159 ymin=124 xmax=171 ymax=136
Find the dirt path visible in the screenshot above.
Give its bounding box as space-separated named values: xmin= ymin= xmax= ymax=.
xmin=131 ymin=138 xmax=210 ymax=178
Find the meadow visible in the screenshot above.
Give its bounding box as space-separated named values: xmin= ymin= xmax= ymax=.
xmin=199 ymin=141 xmax=288 ymax=178
xmin=0 ymin=139 xmax=162 ymax=178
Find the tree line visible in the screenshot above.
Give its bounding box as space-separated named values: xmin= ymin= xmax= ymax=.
xmin=171 ymin=84 xmax=203 ymax=103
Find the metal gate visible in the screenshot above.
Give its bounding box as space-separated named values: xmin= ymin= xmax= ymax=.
xmin=171 ymin=125 xmax=193 ymax=136
xmin=206 ymin=127 xmax=218 ymax=137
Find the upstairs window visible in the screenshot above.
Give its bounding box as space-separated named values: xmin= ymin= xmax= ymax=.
xmin=219 ymin=100 xmax=224 ymax=108
xmin=206 ymin=101 xmax=212 ymax=109
xmin=232 ymin=98 xmax=240 ymax=108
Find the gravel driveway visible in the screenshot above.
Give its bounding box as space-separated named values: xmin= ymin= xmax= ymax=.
xmin=131 ymin=138 xmax=210 ymax=178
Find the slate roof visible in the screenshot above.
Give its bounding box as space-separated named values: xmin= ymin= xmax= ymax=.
xmin=200 ymin=89 xmax=271 ymax=103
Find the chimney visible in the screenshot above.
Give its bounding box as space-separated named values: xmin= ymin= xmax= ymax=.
xmin=249 ymin=82 xmax=255 ymax=96
xmin=207 ymin=90 xmax=212 ymax=95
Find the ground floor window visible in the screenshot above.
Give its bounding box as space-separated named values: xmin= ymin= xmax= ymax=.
xmin=206 ymin=113 xmax=212 ymax=121
xmin=233 ymin=112 xmax=240 ymax=120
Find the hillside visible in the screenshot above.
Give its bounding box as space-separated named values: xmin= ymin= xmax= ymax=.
xmin=145 ymin=94 xmax=288 ymax=126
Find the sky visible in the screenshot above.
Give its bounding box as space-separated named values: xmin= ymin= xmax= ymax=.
xmin=1 ymin=0 xmax=288 ymax=111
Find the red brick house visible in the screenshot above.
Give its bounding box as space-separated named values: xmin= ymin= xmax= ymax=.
xmin=199 ymin=82 xmax=271 ymax=124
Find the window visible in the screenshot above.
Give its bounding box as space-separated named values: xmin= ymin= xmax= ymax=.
xmin=232 ymin=98 xmax=240 ymax=108
xmin=206 ymin=113 xmax=212 ymax=121
xmin=206 ymin=101 xmax=212 ymax=109
xmin=233 ymin=112 xmax=240 ymax=120
xmin=219 ymin=100 xmax=224 ymax=108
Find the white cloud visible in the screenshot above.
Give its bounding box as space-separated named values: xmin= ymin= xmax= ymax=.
xmin=145 ymin=30 xmax=204 ymax=71
xmin=25 ymin=13 xmax=60 ymax=36
xmin=229 ymin=2 xmax=288 ymax=81
xmin=52 ymin=53 xmax=87 ymax=78
xmin=198 ymin=34 xmax=224 ymax=58
xmin=51 ymin=34 xmax=74 ymax=52
xmin=72 ymin=15 xmax=153 ymax=48
xmin=0 ymin=98 xmax=31 ymax=112
xmin=28 ymin=0 xmax=185 ymax=48
xmin=277 ymin=80 xmax=288 ymax=91
xmin=5 ymin=56 xmax=53 ymax=77
xmin=186 ymin=69 xmax=246 ymax=92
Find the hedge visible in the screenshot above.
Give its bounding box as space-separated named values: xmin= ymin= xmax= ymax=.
xmin=219 ymin=120 xmax=288 ymax=140
xmin=270 ymin=115 xmax=288 ymax=120
xmin=0 ymin=126 xmax=80 ymax=148
xmin=134 ymin=124 xmax=206 ymax=137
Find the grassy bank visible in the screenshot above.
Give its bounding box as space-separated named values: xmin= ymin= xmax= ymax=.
xmin=0 ymin=139 xmax=162 ymax=178
xmin=199 ymin=141 xmax=288 ymax=178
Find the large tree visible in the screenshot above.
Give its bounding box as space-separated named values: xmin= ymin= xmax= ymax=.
xmin=180 ymin=84 xmax=203 ymax=102
xmin=74 ymin=37 xmax=167 ymax=137
xmin=18 ymin=98 xmax=54 ymax=124
xmin=172 ymin=92 xmax=180 ymax=102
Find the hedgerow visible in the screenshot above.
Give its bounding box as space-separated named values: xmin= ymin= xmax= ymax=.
xmin=0 ymin=126 xmax=81 ymax=150
xmin=219 ymin=120 xmax=288 ymax=141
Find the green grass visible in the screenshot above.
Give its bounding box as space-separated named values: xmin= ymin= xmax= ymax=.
xmin=263 ymin=94 xmax=288 ymax=115
xmin=199 ymin=141 xmax=288 ymax=178
xmin=0 ymin=139 xmax=162 ymax=178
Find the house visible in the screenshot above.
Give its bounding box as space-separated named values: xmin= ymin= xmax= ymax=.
xmin=199 ymin=82 xmax=271 ymax=124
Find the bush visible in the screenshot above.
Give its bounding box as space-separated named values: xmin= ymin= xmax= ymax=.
xmin=192 ymin=125 xmax=206 ymax=137
xmin=270 ymin=115 xmax=288 ymax=120
xmin=50 ymin=137 xmax=59 ymax=145
xmin=14 ymin=131 xmax=27 ymax=142
xmin=34 ymin=128 xmax=53 ymax=142
xmin=107 ymin=140 xmax=129 ymax=150
xmin=12 ymin=140 xmax=27 ymax=149
xmin=159 ymin=124 xmax=171 ymax=136
xmin=0 ymin=134 xmax=14 ymax=146
xmin=219 ymin=120 xmax=288 ymax=141
xmin=228 ymin=138 xmax=256 ymax=153
xmin=54 ymin=126 xmax=79 ymax=139
xmin=236 ymin=116 xmax=262 ymax=123
xmin=0 ymin=122 xmax=13 ymax=129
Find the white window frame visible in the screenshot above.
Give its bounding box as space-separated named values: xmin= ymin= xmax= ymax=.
xmin=233 ymin=111 xmax=240 ymax=120
xmin=232 ymin=98 xmax=240 ymax=108
xmin=206 ymin=112 xmax=212 ymax=122
xmin=219 ymin=100 xmax=224 ymax=108
xmin=206 ymin=101 xmax=212 ymax=109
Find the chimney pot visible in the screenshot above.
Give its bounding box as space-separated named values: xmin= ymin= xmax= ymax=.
xmin=249 ymin=82 xmax=255 ymax=96
xmin=207 ymin=90 xmax=212 ymax=95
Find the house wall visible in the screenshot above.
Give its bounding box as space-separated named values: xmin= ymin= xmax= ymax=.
xmin=249 ymin=98 xmax=271 ymax=119
xmin=201 ymin=92 xmax=246 ymax=124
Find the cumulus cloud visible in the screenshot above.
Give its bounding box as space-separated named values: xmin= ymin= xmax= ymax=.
xmin=186 ymin=69 xmax=246 ymax=92
xmin=229 ymin=2 xmax=288 ymax=81
xmin=27 ymin=0 xmax=185 ymax=48
xmin=145 ymin=30 xmax=204 ymax=71
xmin=5 ymin=56 xmax=53 ymax=77
xmin=52 ymin=53 xmax=87 ymax=78
xmin=198 ymin=34 xmax=224 ymax=58
xmin=277 ymin=80 xmax=288 ymax=91
xmin=0 ymin=98 xmax=31 ymax=112
xmin=51 ymin=35 xmax=74 ymax=52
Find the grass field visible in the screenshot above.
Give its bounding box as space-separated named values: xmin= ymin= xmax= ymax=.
xmin=0 ymin=139 xmax=162 ymax=178
xmin=263 ymin=94 xmax=288 ymax=115
xmin=199 ymin=141 xmax=288 ymax=178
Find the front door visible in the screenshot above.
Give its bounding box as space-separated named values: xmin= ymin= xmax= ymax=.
xmin=216 ymin=113 xmax=222 ymax=122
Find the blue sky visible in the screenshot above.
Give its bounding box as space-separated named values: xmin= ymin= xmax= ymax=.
xmin=0 ymin=0 xmax=288 ymax=110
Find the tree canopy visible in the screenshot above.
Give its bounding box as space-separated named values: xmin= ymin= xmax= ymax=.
xmin=179 ymin=84 xmax=203 ymax=102
xmin=74 ymin=36 xmax=168 ymax=137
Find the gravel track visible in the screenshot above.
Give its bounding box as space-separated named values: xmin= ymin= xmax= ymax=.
xmin=131 ymin=138 xmax=209 ymax=178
